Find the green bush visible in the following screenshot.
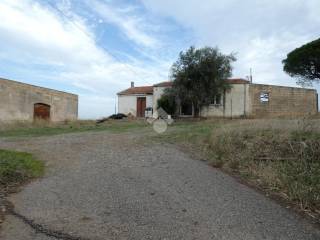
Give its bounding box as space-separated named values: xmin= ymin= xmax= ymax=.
xmin=157 ymin=89 xmax=176 ymax=115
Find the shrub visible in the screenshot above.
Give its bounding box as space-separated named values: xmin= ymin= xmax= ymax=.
xmin=157 ymin=89 xmax=176 ymax=115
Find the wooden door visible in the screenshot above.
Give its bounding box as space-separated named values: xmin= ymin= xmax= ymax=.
xmin=34 ymin=103 xmax=50 ymax=120
xmin=136 ymin=97 xmax=146 ymax=117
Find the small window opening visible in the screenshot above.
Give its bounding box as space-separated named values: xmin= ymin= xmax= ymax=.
xmin=211 ymin=94 xmax=222 ymax=105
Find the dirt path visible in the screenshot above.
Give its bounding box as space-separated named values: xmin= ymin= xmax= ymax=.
xmin=0 ymin=131 xmax=319 ymax=240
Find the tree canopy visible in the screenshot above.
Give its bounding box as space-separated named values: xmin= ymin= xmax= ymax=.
xmin=283 ymin=38 xmax=320 ymax=85
xmin=157 ymin=88 xmax=176 ymax=115
xmin=170 ymin=46 xmax=236 ymax=116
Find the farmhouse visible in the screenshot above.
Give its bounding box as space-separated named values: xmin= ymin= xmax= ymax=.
xmin=117 ymin=79 xmax=318 ymax=118
xmin=0 ymin=78 xmax=78 ymax=122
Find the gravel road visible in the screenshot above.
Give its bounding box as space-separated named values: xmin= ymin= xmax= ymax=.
xmin=0 ymin=131 xmax=319 ymax=240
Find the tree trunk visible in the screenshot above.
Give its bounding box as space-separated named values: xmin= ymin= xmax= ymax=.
xmin=193 ymin=103 xmax=200 ymax=118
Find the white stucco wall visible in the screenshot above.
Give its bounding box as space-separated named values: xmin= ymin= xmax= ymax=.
xmin=118 ymin=94 xmax=153 ymax=117
xmin=201 ymin=104 xmax=224 ymax=117
xmin=201 ymin=84 xmax=250 ymax=118
xmin=146 ymin=95 xmax=153 ymax=109
xmin=224 ymin=84 xmax=249 ymax=117
xmin=118 ymin=95 xmax=137 ymax=116
xmin=118 ymin=84 xmax=251 ymax=118
xmin=153 ymin=86 xmax=167 ymax=111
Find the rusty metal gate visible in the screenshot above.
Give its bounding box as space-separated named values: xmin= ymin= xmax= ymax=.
xmin=34 ymin=103 xmax=50 ymax=120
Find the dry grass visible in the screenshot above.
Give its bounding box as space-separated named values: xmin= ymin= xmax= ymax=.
xmin=0 ymin=119 xmax=95 ymax=131
xmin=155 ymin=118 xmax=320 ymax=219
xmin=0 ymin=119 xmax=148 ymax=137
xmin=2 ymin=118 xmax=320 ymax=218
xmin=207 ymin=118 xmax=320 ymax=216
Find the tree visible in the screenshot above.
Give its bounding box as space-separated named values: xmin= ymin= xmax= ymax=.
xmin=170 ymin=46 xmax=236 ymax=116
xmin=157 ymin=88 xmax=176 ymax=115
xmin=283 ymin=38 xmax=320 ymax=85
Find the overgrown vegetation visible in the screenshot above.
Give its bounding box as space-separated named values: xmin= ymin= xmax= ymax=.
xmin=154 ymin=119 xmax=320 ymax=219
xmin=1 ymin=118 xmax=319 ymax=219
xmin=0 ymin=149 xmax=44 ymax=187
xmin=170 ymin=46 xmax=235 ymax=116
xmin=0 ymin=120 xmax=148 ymax=138
xmin=157 ymin=88 xmax=176 ymax=115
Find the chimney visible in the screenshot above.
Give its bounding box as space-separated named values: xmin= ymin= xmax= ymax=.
xmin=131 ymin=81 xmax=134 ymax=88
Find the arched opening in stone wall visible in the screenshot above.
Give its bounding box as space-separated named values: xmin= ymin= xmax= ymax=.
xmin=34 ymin=103 xmax=51 ymax=120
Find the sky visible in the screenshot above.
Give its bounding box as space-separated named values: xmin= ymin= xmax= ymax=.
xmin=0 ymin=0 xmax=319 ymax=119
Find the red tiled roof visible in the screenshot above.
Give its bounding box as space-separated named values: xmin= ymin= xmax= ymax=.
xmin=153 ymin=81 xmax=173 ymax=87
xmin=118 ymin=78 xmax=249 ymax=95
xmin=226 ymin=78 xmax=250 ymax=84
xmin=117 ymin=86 xmax=153 ymax=95
xmin=153 ymin=79 xmax=249 ymax=86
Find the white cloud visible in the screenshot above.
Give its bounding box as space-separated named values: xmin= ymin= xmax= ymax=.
xmin=1 ymin=0 xmax=318 ymax=118
xmin=231 ymin=33 xmax=315 ymax=87
xmin=88 ymin=0 xmax=159 ymax=48
xmin=0 ymin=0 xmax=168 ymax=118
xmin=141 ymin=0 xmax=320 ymax=87
xmin=79 ymin=94 xmax=116 ymax=119
xmin=0 ymin=0 xmax=110 ymax=66
xmin=140 ymin=0 xmax=320 ymax=105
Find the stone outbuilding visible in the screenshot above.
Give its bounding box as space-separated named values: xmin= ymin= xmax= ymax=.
xmin=0 ymin=78 xmax=78 ymax=122
xmin=200 ymin=79 xmax=318 ymax=118
xmin=117 ymin=79 xmax=318 ymax=118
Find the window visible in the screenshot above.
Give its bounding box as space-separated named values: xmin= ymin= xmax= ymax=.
xmin=211 ymin=94 xmax=223 ymax=105
xmin=216 ymin=94 xmax=221 ymax=105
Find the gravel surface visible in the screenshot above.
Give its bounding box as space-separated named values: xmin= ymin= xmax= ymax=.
xmin=0 ymin=131 xmax=319 ymax=240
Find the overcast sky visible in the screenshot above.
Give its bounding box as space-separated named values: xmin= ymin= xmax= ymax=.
xmin=0 ymin=0 xmax=319 ymax=119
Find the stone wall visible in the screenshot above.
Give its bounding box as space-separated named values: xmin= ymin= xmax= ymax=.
xmin=0 ymin=78 xmax=78 ymax=122
xmin=248 ymin=84 xmax=318 ymax=118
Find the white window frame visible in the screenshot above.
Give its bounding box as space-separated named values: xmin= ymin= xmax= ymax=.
xmin=210 ymin=94 xmax=223 ymax=106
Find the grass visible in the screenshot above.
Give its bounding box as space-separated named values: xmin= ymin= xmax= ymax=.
xmin=153 ymin=119 xmax=222 ymax=143
xmin=0 ymin=119 xmax=148 ymax=138
xmin=154 ymin=118 xmax=320 ymax=219
xmin=1 ymin=117 xmax=319 ymax=218
xmin=0 ymin=149 xmax=44 ymax=187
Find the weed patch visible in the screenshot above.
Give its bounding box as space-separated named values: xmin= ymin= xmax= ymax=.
xmin=155 ymin=119 xmax=320 ymax=219
xmin=0 ymin=120 xmax=148 ymax=138
xmin=0 ymin=149 xmax=44 ymax=187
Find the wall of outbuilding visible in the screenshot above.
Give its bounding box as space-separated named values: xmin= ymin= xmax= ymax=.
xmin=248 ymin=84 xmax=318 ymax=118
xmin=201 ymin=83 xmax=318 ymax=118
xmin=0 ymin=78 xmax=78 ymax=122
xmin=201 ymin=84 xmax=249 ymax=118
xmin=117 ymin=83 xmax=318 ymax=119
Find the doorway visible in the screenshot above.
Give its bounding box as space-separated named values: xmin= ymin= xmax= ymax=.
xmin=34 ymin=103 xmax=51 ymax=120
xmin=136 ymin=97 xmax=146 ymax=117
xmin=180 ymin=102 xmax=193 ymax=116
